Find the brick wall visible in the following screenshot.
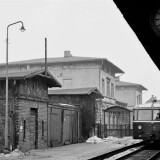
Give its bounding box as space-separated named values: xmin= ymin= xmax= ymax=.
xmin=16 ymin=99 xmax=48 ymax=152
xmin=0 ymin=77 xmax=49 ymax=152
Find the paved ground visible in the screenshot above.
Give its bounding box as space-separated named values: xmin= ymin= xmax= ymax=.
xmin=1 ymin=143 xmax=124 ymax=160
xmin=0 ymin=137 xmax=142 ymax=160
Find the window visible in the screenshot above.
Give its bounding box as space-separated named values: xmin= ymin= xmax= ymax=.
xmin=138 ymin=110 xmax=152 ymax=120
xmin=111 ymin=83 xmax=114 ymax=98
xmin=42 ymin=120 xmax=44 ymax=137
xmin=139 ymin=94 xmax=142 ymax=104
xmin=106 ymin=78 xmax=110 ymax=97
xmin=136 ymin=95 xmax=140 ymax=105
xmin=153 ymin=110 xmax=160 ymax=120
xmin=136 ymin=95 xmax=142 ymax=104
xmin=102 ymin=78 xmax=105 ymax=95
xmin=133 ymin=110 xmax=138 ymax=120
xmin=23 ymin=120 xmax=26 ymax=141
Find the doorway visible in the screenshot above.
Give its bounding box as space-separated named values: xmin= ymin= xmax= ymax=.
xmin=30 ymin=108 xmax=38 ymax=149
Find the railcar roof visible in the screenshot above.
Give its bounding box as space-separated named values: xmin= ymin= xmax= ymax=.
xmin=134 ymin=102 xmax=160 ymax=109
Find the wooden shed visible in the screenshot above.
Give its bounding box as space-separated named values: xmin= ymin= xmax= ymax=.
xmin=0 ymin=69 xmax=61 ymax=152
xmin=48 ymin=87 xmax=103 ymax=144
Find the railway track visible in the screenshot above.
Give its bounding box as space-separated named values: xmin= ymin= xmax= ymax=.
xmin=107 ymin=148 xmax=160 ymax=160
xmin=89 ymin=141 xmax=145 ymax=160
xmin=89 ymin=141 xmax=160 ymax=160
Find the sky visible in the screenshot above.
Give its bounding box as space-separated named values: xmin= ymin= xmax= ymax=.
xmin=0 ymin=0 xmax=160 ymax=103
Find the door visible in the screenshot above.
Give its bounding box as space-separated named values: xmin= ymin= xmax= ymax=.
xmin=30 ymin=108 xmax=38 ymax=150
xmin=72 ymin=111 xmax=78 ymax=143
xmin=50 ymin=108 xmax=62 ymax=146
xmin=63 ymin=110 xmax=72 ymax=144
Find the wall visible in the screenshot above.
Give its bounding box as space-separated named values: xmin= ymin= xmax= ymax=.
xmin=0 ymin=100 xmax=5 ymax=152
xmin=0 ymin=77 xmax=49 ymax=152
xmin=16 ymin=77 xmax=48 ymax=152
xmin=15 ymin=99 xmax=48 ymax=152
xmin=99 ymin=70 xmax=115 ymax=97
xmin=50 ymin=68 xmax=100 ymax=89
xmin=0 ymin=59 xmax=117 ymax=104
xmin=115 ymin=87 xmax=136 ymax=107
xmin=135 ymin=90 xmax=142 ymax=105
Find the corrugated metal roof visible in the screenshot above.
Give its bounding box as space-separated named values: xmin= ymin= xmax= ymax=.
xmin=115 ymin=80 xmax=147 ymax=90
xmin=0 ymin=56 xmax=124 ymax=73
xmin=0 ymin=68 xmax=61 ymax=88
xmin=48 ymin=87 xmax=103 ymax=98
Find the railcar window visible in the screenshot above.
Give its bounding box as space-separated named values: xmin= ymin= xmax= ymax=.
xmin=138 ymin=110 xmax=152 ymax=120
xmin=133 ymin=110 xmax=138 ymax=120
xmin=153 ymin=110 xmax=160 ymax=120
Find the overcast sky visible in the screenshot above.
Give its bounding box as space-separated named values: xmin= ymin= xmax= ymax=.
xmin=0 ymin=0 xmax=160 ymax=103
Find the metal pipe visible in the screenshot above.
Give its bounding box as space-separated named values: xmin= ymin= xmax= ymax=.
xmin=5 ymin=21 xmax=25 ymax=150
xmin=45 ymin=38 xmax=47 ymax=76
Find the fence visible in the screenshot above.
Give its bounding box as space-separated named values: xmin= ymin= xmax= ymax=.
xmin=97 ymin=124 xmax=132 ymax=138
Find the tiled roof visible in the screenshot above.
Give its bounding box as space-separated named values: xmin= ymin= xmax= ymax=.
xmin=0 ymin=56 xmax=124 ymax=73
xmin=0 ymin=69 xmax=38 ymax=79
xmin=115 ymin=80 xmax=147 ymax=90
xmin=48 ymin=87 xmax=103 ymax=98
xmin=0 ymin=69 xmax=61 ymax=87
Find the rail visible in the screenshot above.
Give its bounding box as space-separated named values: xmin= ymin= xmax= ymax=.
xmin=88 ymin=141 xmax=145 ymax=160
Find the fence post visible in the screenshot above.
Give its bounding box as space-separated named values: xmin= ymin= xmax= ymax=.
xmin=120 ymin=125 xmax=122 ymax=138
xmin=104 ymin=124 xmax=107 ymax=138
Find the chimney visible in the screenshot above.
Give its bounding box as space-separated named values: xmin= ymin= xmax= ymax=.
xmin=64 ymin=50 xmax=72 ymax=58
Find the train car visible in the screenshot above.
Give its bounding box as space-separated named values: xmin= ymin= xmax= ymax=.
xmin=133 ymin=100 xmax=160 ymax=141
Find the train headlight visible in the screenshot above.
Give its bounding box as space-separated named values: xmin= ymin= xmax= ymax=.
xmin=138 ymin=125 xmax=142 ymax=129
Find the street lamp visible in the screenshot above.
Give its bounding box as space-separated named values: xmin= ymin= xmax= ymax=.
xmin=5 ymin=21 xmax=25 ymax=150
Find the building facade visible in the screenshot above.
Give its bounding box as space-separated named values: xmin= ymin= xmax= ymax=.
xmin=0 ymin=69 xmax=61 ymax=152
xmin=115 ymin=79 xmax=147 ymax=109
xmin=0 ymin=51 xmax=124 ymax=136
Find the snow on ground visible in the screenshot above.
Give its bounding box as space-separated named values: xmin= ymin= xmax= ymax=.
xmin=86 ymin=136 xmax=142 ymax=145
xmin=0 ymin=149 xmax=25 ymax=159
xmin=0 ymin=136 xmax=142 ymax=160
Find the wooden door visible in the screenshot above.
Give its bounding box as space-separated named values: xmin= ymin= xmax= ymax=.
xmin=30 ymin=108 xmax=38 ymax=150
xmin=78 ymin=110 xmax=83 ymax=142
xmin=63 ymin=110 xmax=72 ymax=144
xmin=50 ymin=108 xmax=62 ymax=146
xmin=72 ymin=111 xmax=78 ymax=143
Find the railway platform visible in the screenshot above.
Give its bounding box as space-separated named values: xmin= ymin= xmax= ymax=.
xmin=0 ymin=137 xmax=142 ymax=160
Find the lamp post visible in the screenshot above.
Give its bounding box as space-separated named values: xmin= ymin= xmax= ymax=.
xmin=5 ymin=21 xmax=25 ymax=150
